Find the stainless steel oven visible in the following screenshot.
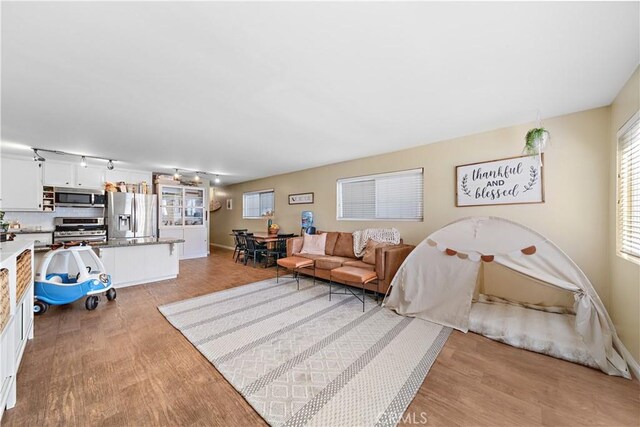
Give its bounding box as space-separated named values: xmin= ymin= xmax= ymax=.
xmin=54 ymin=188 xmax=106 ymax=208
xmin=53 ymin=217 xmax=107 ymax=244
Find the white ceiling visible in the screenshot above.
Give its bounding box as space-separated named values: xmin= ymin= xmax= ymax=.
xmin=1 ymin=2 xmax=638 ymax=184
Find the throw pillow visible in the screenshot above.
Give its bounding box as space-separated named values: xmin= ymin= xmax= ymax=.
xmin=362 ymin=240 xmax=390 ymax=265
xmin=300 ymin=233 xmax=327 ymax=255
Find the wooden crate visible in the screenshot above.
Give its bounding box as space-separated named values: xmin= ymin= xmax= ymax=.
xmin=0 ymin=268 xmax=8 ymax=333
xmin=16 ymin=249 xmax=32 ymax=302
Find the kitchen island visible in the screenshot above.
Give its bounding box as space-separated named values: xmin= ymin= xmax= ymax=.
xmin=34 ymin=238 xmax=185 ymax=288
xmin=96 ymin=238 xmax=184 ymax=288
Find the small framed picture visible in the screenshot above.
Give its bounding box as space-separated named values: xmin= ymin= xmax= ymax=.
xmin=226 ymin=199 xmax=233 ymax=210
xmin=288 ymin=192 xmax=314 ymax=205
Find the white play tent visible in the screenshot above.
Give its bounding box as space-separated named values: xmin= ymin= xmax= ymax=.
xmin=384 ymin=216 xmax=631 ymax=378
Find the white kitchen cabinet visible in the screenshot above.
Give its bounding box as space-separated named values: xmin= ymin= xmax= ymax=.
xmin=97 ymin=243 xmax=179 ymax=288
xmin=0 ymin=158 xmax=42 ymax=211
xmin=158 ymin=184 xmax=208 ymax=259
xmin=0 ymin=241 xmax=34 ymax=421
xmin=44 ymin=162 xmax=104 ymax=189
xmin=42 ymin=161 xmax=74 ymax=187
xmin=183 ymin=228 xmax=208 ymax=259
xmin=75 ymin=166 xmax=105 ymax=189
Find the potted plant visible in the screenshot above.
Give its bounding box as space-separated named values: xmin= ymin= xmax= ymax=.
xmin=0 ymin=211 xmax=8 ymax=233
xmin=523 ymin=128 xmax=550 ymax=155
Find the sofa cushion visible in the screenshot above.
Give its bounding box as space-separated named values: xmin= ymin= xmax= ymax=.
xmin=331 ymin=266 xmax=378 ymax=284
xmin=333 ymin=232 xmax=356 ymax=258
xmin=315 ymin=256 xmax=352 ymax=271
xmin=362 ymin=240 xmax=391 ymax=265
xmin=300 ymin=233 xmax=326 ymax=255
xmin=323 ymin=232 xmax=340 ymax=256
xmin=293 ymin=253 xmax=324 ymax=261
xmin=342 ymin=260 xmax=375 ymax=271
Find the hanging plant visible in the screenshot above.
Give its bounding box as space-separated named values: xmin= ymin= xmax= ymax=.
xmin=523 ymin=128 xmax=549 ymax=155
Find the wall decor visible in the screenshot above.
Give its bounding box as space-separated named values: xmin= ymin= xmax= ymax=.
xmin=226 ymin=199 xmax=233 ymax=210
xmin=456 ymin=154 xmax=544 ymax=207
xmin=288 ymin=192 xmax=314 ymax=205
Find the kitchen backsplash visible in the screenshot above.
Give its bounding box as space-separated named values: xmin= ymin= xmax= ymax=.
xmin=4 ymin=208 xmax=105 ymax=230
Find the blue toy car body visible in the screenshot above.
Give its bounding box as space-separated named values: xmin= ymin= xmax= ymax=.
xmin=34 ymin=245 xmax=116 ymax=314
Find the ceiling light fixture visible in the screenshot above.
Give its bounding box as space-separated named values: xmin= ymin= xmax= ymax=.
xmin=214 ymin=175 xmax=221 ymax=184
xmin=174 ymin=169 xmax=181 ymax=179
xmin=32 ymin=149 xmax=46 ymax=162
xmin=194 ymin=173 xmax=200 ymax=182
xmin=31 ymin=147 xmax=117 ymax=170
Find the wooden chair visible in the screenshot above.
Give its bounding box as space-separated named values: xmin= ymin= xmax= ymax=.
xmin=231 ymin=229 xmax=248 ymax=261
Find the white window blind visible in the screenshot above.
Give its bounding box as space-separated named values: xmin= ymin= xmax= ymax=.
xmin=243 ymin=189 xmax=274 ymax=219
xmin=617 ymin=112 xmax=640 ymax=260
xmin=337 ymin=168 xmax=423 ymax=221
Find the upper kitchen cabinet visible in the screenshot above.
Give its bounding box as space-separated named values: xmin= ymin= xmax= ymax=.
xmin=75 ymin=166 xmax=105 ymax=188
xmin=0 ymin=158 xmax=43 ymax=211
xmin=43 ymin=162 xmax=104 ymax=189
xmin=42 ymin=161 xmax=74 ymax=186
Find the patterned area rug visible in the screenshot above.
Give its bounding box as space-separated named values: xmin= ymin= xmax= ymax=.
xmin=159 ymin=278 xmax=451 ymax=426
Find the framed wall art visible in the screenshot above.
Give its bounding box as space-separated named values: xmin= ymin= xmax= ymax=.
xmin=288 ymin=192 xmax=314 ymax=205
xmin=456 ymin=154 xmax=544 ymax=207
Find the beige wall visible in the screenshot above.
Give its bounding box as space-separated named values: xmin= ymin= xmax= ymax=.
xmin=609 ymin=66 xmax=640 ymax=361
xmin=212 ymin=107 xmax=613 ymax=309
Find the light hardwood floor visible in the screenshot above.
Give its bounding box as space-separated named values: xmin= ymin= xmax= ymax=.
xmin=3 ymin=248 xmax=639 ymax=426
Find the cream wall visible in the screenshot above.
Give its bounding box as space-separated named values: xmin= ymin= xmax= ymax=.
xmin=212 ymin=107 xmax=612 ymax=308
xmin=609 ymin=66 xmax=640 ymax=361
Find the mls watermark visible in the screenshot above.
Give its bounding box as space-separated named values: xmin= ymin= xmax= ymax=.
xmin=377 ymin=411 xmax=429 ymax=425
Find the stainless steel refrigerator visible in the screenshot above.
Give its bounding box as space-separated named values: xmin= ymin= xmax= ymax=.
xmin=106 ymin=192 xmax=158 ymax=239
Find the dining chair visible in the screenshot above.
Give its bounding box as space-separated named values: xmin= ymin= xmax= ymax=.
xmin=235 ymin=232 xmax=249 ymax=263
xmin=266 ymin=234 xmax=295 ymax=265
xmin=231 ymin=229 xmax=247 ymax=261
xmin=244 ymin=234 xmax=268 ymax=267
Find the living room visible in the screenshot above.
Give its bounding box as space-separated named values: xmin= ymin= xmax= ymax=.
xmin=1 ymin=1 xmax=639 ymax=426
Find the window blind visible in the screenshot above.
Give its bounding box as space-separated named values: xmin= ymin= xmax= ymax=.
xmin=618 ymin=112 xmax=640 ymax=260
xmin=243 ymin=189 xmax=274 ymax=219
xmin=337 ymin=168 xmax=423 ymax=221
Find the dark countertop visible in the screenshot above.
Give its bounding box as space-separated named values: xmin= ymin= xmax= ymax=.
xmin=4 ymin=228 xmax=54 ymax=234
xmin=97 ymin=237 xmax=185 ymax=249
xmin=34 ymin=237 xmax=185 ymax=253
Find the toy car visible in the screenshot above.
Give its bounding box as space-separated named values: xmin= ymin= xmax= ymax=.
xmin=34 ymin=243 xmax=115 ymax=314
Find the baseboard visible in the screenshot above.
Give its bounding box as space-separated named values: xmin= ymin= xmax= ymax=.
xmin=618 ymin=340 xmax=640 ymax=380
xmin=211 ymin=243 xmax=235 ymax=251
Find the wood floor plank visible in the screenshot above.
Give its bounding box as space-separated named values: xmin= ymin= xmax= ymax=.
xmin=2 ymin=248 xmax=638 ymax=426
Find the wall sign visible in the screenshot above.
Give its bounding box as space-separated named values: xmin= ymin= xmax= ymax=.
xmin=456 ymin=155 xmax=544 ymax=207
xmin=288 ymin=192 xmax=314 ymax=205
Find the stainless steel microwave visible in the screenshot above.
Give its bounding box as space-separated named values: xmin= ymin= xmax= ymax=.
xmin=54 ymin=187 xmax=106 ymax=207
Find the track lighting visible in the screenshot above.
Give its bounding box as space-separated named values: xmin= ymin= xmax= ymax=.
xmin=194 ymin=174 xmax=200 ymax=182
xmin=32 ymin=149 xmax=46 ymax=162
xmin=214 ymin=175 xmax=221 ymax=184
xmin=31 ymin=147 xmax=118 ymax=170
xmin=174 ymin=169 xmax=181 ymax=179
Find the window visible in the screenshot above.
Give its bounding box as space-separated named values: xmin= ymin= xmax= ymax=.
xmin=617 ymin=111 xmax=640 ymax=262
xmin=243 ymin=189 xmax=274 ymax=219
xmin=337 ymin=168 xmax=423 ymax=221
